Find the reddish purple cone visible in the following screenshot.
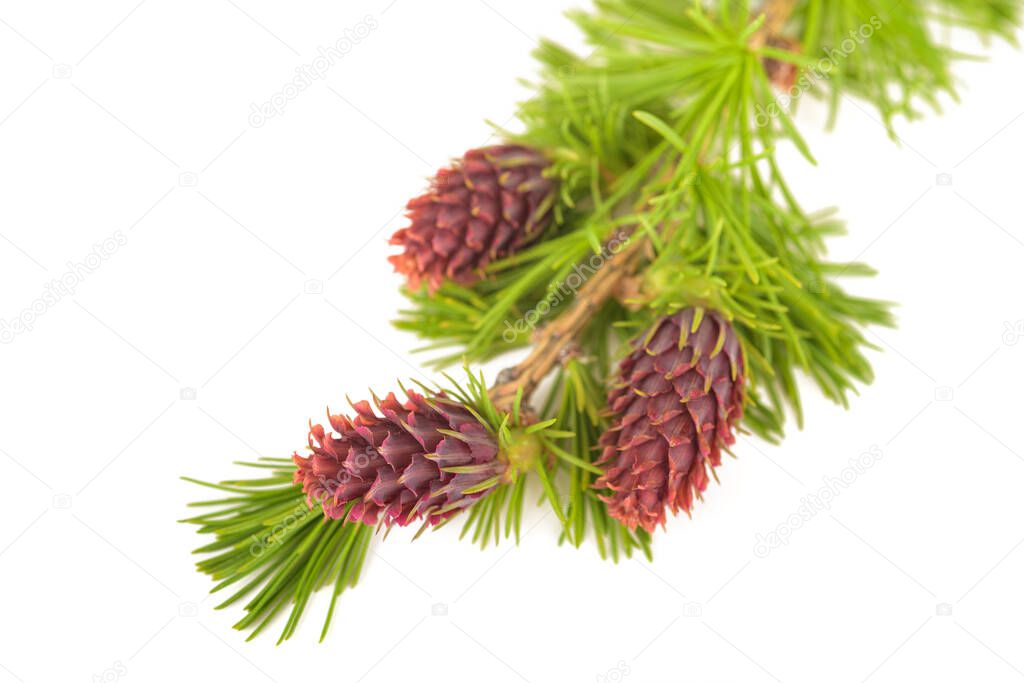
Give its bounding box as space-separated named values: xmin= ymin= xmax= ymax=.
xmin=595 ymin=309 xmax=745 ymax=532
xmin=389 ymin=145 xmax=555 ymax=292
xmin=293 ymin=389 xmax=504 ymax=527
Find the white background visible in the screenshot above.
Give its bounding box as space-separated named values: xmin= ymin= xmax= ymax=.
xmin=1 ymin=2 xmax=1022 ymax=681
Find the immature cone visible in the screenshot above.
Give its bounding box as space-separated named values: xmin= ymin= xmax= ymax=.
xmin=595 ymin=309 xmax=745 ymax=532
xmin=389 ymin=145 xmax=555 ymax=292
xmin=293 ymin=389 xmax=505 ymax=527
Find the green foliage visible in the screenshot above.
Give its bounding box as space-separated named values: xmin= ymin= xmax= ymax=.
xmin=180 ymin=459 xmax=372 ymax=644
xmin=521 ymin=0 xmax=815 ymax=196
xmin=638 ymin=171 xmax=893 ymax=439
xmin=789 ymin=0 xmax=1020 ymax=132
xmin=393 ymin=0 xmax=1017 ymax=550
xmin=931 ymin=0 xmax=1022 ymax=40
xmin=395 ymin=227 xmax=604 ymax=367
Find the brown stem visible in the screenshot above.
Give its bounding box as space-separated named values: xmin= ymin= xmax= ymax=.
xmin=489 ymin=229 xmax=644 ymax=413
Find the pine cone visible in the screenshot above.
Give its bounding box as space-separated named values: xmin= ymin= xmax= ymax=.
xmin=293 ymin=389 xmax=505 ymax=527
xmin=389 ymin=145 xmax=555 ymax=292
xmin=595 ymin=309 xmax=745 ymax=532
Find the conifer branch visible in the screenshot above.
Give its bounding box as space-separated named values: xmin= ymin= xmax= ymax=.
xmin=183 ymin=0 xmax=1023 ymax=641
